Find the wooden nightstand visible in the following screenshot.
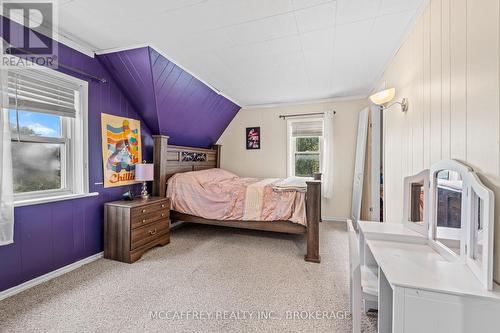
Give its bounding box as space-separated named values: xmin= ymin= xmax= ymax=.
xmin=104 ymin=197 xmax=170 ymax=263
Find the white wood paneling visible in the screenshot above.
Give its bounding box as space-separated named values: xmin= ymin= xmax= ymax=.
xmin=422 ymin=5 xmax=432 ymax=168
xmin=429 ymin=0 xmax=442 ymax=164
xmin=412 ymin=18 xmax=425 ymax=173
xmin=441 ymin=0 xmax=451 ymax=160
xmin=380 ymin=0 xmax=500 ymax=282
xmin=449 ymin=0 xmax=467 ymax=161
xmin=466 ymin=0 xmax=500 ymax=178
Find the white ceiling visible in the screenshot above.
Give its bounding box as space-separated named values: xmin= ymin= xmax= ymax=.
xmin=56 ymin=0 xmax=425 ymax=106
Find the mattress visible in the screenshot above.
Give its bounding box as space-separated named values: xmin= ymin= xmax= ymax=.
xmin=166 ymin=169 xmax=307 ymax=225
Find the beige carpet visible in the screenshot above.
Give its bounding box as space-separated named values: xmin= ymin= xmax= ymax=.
xmin=0 ymin=221 xmax=377 ymax=333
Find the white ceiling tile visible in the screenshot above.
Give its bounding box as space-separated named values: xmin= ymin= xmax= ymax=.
xmin=369 ymin=10 xmax=416 ymax=50
xmin=60 ymin=0 xmax=206 ymax=25
xmin=294 ymin=2 xmax=336 ymax=33
xmin=292 ymin=0 xmax=335 ymax=10
xmin=336 ymin=0 xmax=381 ymax=25
xmin=335 ymin=19 xmax=374 ymax=50
xmin=223 ymin=13 xmax=298 ymax=45
xmin=226 ymin=35 xmax=303 ymax=61
xmin=56 ymin=0 xmax=425 ymax=105
xmin=300 ymin=27 xmax=335 ymax=51
xmin=379 ymin=0 xmax=423 ymax=16
xmin=209 ymin=0 xmax=294 ymax=28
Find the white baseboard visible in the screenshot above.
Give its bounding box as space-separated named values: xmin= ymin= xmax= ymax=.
xmin=322 ymin=216 xmax=348 ymax=223
xmin=0 ymin=252 xmax=103 ymax=301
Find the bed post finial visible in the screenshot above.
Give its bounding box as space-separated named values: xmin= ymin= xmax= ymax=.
xmin=305 ymin=179 xmax=321 ymax=263
xmin=153 ymin=135 xmax=169 ymax=197
xmin=212 ymin=144 xmax=222 ymax=168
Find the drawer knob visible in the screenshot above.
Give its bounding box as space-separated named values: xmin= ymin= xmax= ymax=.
xmin=149 ymin=228 xmax=157 ymax=235
xmin=161 ymin=204 xmax=165 ymax=208
xmin=142 ymin=219 xmax=146 ymax=223
xmin=142 ymin=209 xmax=146 ymax=213
xmin=161 ymin=213 xmax=165 ymax=217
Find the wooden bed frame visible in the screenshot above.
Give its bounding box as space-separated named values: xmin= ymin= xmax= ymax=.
xmin=152 ymin=135 xmax=321 ymax=263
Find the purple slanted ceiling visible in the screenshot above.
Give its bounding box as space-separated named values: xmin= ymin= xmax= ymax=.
xmin=97 ymin=47 xmax=159 ymax=134
xmin=0 ymin=16 xmax=153 ymax=293
xmin=98 ymin=47 xmax=241 ymax=148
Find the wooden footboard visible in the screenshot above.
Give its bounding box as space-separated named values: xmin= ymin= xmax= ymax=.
xmin=152 ymin=135 xmax=322 ymax=263
xmin=305 ymin=174 xmax=321 ymax=263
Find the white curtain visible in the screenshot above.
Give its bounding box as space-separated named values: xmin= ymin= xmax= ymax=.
xmin=322 ymin=110 xmax=334 ymax=199
xmin=0 ymin=67 xmax=14 ymax=246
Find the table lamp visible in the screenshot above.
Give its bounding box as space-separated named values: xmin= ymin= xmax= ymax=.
xmin=135 ymin=162 xmax=154 ymax=199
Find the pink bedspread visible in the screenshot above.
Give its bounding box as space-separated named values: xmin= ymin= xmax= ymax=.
xmin=166 ymin=169 xmax=307 ymax=225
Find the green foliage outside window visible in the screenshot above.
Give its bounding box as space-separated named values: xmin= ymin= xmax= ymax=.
xmin=10 ymin=122 xmax=62 ymax=193
xmin=295 ymin=137 xmax=320 ymax=177
xmin=296 ymin=137 xmax=319 ymax=152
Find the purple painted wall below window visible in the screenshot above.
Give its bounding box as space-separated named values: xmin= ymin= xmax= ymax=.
xmin=0 ymin=17 xmax=154 ymax=293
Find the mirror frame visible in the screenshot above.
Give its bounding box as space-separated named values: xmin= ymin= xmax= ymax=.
xmin=428 ymin=159 xmax=472 ymax=260
xmin=465 ymin=172 xmax=495 ymax=290
xmin=403 ymin=169 xmax=429 ymax=236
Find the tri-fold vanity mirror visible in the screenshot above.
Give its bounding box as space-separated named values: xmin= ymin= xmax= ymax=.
xmin=403 ymin=159 xmax=495 ymax=290
xmin=403 ymin=169 xmax=429 ymax=235
xmin=353 ymin=159 xmax=497 ymax=333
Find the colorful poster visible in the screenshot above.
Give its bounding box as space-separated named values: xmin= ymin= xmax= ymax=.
xmin=101 ymin=113 xmax=142 ymax=188
xmin=246 ymin=127 xmax=260 ymax=150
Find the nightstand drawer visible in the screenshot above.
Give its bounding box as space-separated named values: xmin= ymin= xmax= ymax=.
xmin=131 ymin=200 xmax=169 ymax=218
xmin=104 ymin=197 xmax=170 ymax=263
xmin=131 ymin=219 xmax=169 ymax=250
xmin=131 ymin=209 xmax=169 ymax=229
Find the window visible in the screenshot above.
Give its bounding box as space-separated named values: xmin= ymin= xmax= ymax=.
xmin=6 ymin=67 xmax=89 ymax=204
xmin=287 ymin=119 xmax=323 ymax=177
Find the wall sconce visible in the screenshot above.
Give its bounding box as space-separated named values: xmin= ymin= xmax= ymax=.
xmin=369 ymin=88 xmax=409 ymax=112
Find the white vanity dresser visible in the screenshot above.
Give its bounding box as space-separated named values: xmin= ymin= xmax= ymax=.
xmin=350 ymin=160 xmax=500 ymax=333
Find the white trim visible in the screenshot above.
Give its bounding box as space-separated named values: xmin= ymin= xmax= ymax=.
xmin=286 ymin=117 xmax=324 ymax=177
xmin=465 ymin=171 xmax=495 ymax=290
xmin=9 ymin=66 xmax=91 ymax=204
xmin=427 ymin=239 xmax=459 ymax=262
xmin=428 ymin=159 xmax=472 ymax=258
xmin=96 ymin=43 xmax=242 ymax=107
xmin=0 ymin=252 xmax=103 ymax=301
xmin=94 ymin=43 xmax=151 ymax=56
xmin=14 ymin=192 xmax=99 ymax=207
xmin=245 ymin=94 xmax=369 ymax=110
xmin=403 ymin=169 xmax=430 ymax=236
xmin=55 ymin=30 xmax=96 ymax=58
xmin=322 ymin=216 xmax=347 ymax=223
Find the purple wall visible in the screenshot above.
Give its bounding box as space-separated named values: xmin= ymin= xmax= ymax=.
xmin=0 ymin=17 xmax=154 ymax=292
xmin=98 ymin=47 xmax=241 ymax=148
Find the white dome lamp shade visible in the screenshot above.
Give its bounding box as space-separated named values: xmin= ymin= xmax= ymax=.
xmin=369 ymin=88 xmax=408 ymax=112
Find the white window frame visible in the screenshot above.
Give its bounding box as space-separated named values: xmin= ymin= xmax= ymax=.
xmin=286 ymin=118 xmax=323 ymax=178
xmin=8 ymin=65 xmax=97 ymax=207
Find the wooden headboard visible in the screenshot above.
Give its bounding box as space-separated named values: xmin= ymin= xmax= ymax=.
xmin=152 ymin=135 xmax=221 ymax=197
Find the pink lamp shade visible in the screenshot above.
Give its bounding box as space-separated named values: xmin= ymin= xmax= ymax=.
xmin=135 ymin=163 xmax=154 ymax=181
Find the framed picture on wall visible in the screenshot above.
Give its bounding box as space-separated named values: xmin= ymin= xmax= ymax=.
xmin=101 ymin=113 xmax=142 ymax=188
xmin=246 ymin=127 xmax=261 ymax=150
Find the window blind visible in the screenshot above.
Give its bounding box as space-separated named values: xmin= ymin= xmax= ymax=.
xmin=8 ymin=71 xmax=77 ymax=118
xmin=290 ymin=120 xmax=323 ymax=137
